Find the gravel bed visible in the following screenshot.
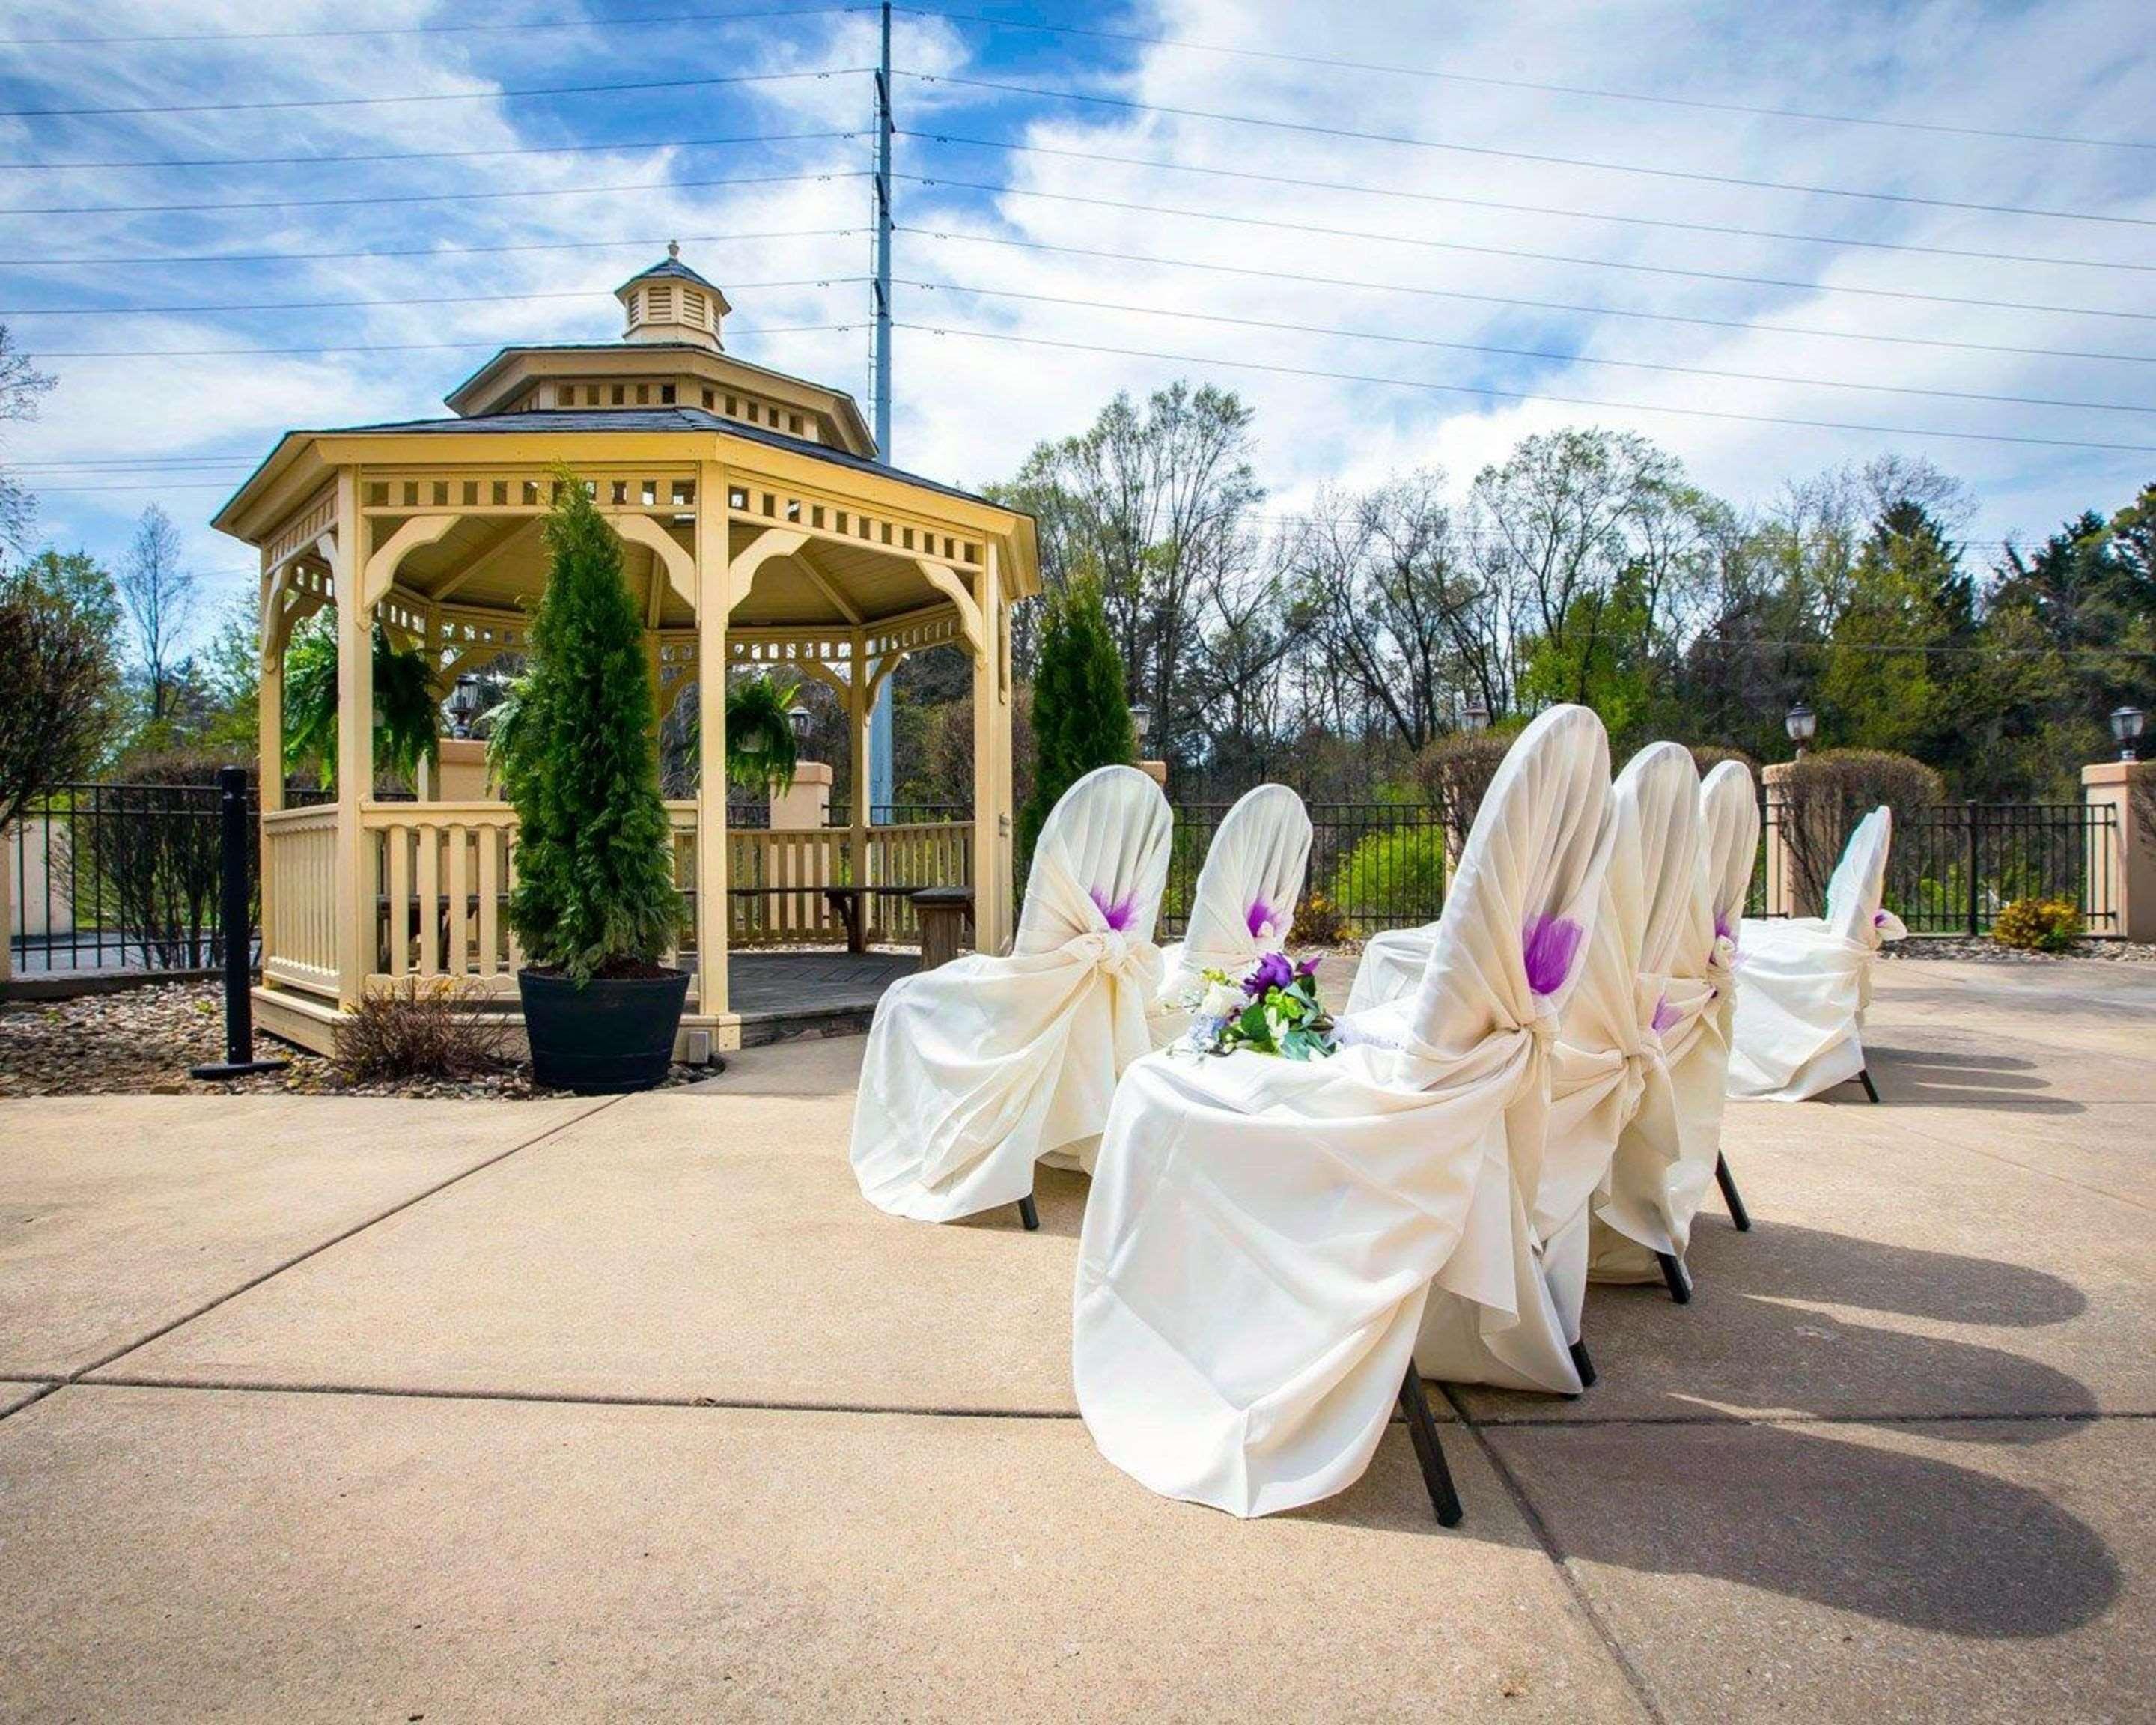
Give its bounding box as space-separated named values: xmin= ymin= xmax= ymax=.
xmin=1882 ymin=937 xmax=2156 ymax=964
xmin=0 ymin=979 xmax=703 ymax=1100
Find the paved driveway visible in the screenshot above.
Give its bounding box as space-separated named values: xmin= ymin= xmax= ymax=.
xmin=1 ymin=958 xmax=2149 ymax=1721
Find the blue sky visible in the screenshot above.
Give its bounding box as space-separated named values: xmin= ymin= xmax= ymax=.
xmin=1 ymin=0 xmax=2151 ymax=639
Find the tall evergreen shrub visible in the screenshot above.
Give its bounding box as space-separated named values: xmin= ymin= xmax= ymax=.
xmin=1018 ymin=576 xmax=1134 ymax=861
xmin=502 ymin=476 xmax=683 ymax=982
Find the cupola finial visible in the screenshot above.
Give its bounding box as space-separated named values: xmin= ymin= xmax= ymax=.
xmin=667 ymin=238 xmax=680 ymax=260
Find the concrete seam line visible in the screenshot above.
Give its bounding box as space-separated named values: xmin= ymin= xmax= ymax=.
xmin=1864 ymin=1113 xmax=2156 ymax=1216
xmin=71 ymin=1375 xmax=1085 ymax=1419
xmin=1441 ymin=1381 xmax=1672 ymax=1725
xmin=58 ymin=1094 xmax=625 ymax=1385
xmin=0 ymin=1381 xmax=67 ymax=1424
xmin=1462 ymin=1407 xmax=2152 ymax=1429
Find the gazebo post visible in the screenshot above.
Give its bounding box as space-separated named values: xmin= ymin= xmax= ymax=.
xmin=972 ymin=547 xmax=1012 ymax=955
xmin=848 ymin=629 xmax=872 ymax=883
xmin=255 ymin=553 xmax=286 ymax=970
xmin=330 ymin=469 xmax=374 ymax=1010
xmin=693 ymin=460 xmax=731 ymax=1025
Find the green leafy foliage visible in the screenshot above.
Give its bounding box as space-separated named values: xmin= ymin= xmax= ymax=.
xmin=1329 ymin=827 xmax=1446 ymax=934
xmin=0 ymin=549 xmax=126 ymax=827
xmin=1018 ymin=574 xmax=1134 ymax=861
xmin=499 ymin=475 xmax=683 ymax=983
xmin=281 ymin=611 xmax=441 ymax=791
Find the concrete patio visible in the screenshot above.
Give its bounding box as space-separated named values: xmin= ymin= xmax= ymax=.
xmin=1 ymin=957 xmax=2149 ymax=1721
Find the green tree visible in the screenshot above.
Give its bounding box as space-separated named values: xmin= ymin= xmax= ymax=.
xmin=0 ymin=550 xmax=125 ymax=827
xmin=500 ymin=476 xmax=683 ymax=982
xmin=1018 ymin=574 xmax=1135 ymax=861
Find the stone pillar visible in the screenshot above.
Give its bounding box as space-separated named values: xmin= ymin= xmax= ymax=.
xmin=2083 ymin=759 xmax=2155 ymax=942
xmin=1136 ymin=760 xmax=1167 ymax=787
xmin=769 ymin=760 xmax=832 ymax=830
xmin=433 ymin=737 xmax=493 ymax=801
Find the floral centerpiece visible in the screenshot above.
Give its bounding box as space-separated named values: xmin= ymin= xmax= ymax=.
xmin=1181 ymin=951 xmax=1337 ymax=1061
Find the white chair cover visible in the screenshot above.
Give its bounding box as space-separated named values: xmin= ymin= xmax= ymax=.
xmin=1589 ymin=757 xmax=1755 ymax=1283
xmin=850 ymin=766 xmax=1172 ymax=1221
xmin=1072 ymin=705 xmax=1612 ymax=1518
xmin=1345 ymin=919 xmax=1430 ymax=1016
xmin=1728 ymin=806 xmax=1905 ymax=1102
xmin=1524 ymin=744 xmax=1698 ymax=1311
xmin=1150 ymin=785 xmax=1314 ymax=1048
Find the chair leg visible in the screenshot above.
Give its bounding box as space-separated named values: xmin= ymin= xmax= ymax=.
xmin=1715 ymin=1153 xmax=1752 ymax=1232
xmin=1017 ymin=1195 xmax=1040 ymax=1232
xmin=1396 ymin=1364 xmax=1464 ymax=1527
xmin=1657 ymin=1251 xmax=1692 ymax=1305
xmin=1568 ymin=1338 xmax=1598 ymax=1390
xmin=1857 ymin=1066 xmax=1881 ymax=1104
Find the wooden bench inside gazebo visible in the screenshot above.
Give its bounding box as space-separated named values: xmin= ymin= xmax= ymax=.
xmin=213 ymin=250 xmax=1036 ymax=1062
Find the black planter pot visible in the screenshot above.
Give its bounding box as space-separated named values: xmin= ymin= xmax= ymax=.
xmin=517 ymin=966 xmax=691 ymax=1094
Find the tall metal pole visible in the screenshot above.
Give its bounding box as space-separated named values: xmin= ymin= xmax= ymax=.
xmin=868 ymin=0 xmax=897 ymax=816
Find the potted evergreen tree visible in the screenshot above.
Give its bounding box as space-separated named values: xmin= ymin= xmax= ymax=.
xmin=500 ymin=475 xmax=689 ymax=1092
xmin=1017 ymin=574 xmax=1136 ymax=862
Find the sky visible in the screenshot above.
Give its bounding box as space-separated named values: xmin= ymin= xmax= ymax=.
xmin=1 ymin=0 xmax=2150 ymax=640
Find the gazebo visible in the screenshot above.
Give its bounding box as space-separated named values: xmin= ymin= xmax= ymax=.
xmin=213 ymin=249 xmax=1037 ymax=1062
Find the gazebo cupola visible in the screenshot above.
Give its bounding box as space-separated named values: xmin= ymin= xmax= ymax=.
xmin=617 ymin=242 xmax=731 ymax=351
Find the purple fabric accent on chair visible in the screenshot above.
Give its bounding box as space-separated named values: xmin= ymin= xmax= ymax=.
xmin=1246 ymin=896 xmax=1278 ymax=939
xmin=1714 ymin=912 xmax=1735 ymax=944
xmin=1522 ymin=913 xmax=1584 ymax=997
xmin=1872 ymin=908 xmax=1889 ymax=927
xmin=1089 ymin=886 xmax=1136 ymax=932
xmin=1651 ymin=992 xmax=1681 ymax=1037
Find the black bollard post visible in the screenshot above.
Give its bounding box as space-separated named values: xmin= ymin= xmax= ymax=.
xmin=190 ymin=765 xmax=289 ymax=1080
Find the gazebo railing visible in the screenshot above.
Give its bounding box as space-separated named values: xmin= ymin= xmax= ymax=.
xmin=259 ymin=802 xmax=977 ymax=1001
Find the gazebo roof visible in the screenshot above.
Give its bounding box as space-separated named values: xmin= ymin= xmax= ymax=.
xmin=615 ymin=255 xmax=724 ymax=296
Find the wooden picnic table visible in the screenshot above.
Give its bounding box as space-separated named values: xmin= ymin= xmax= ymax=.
xmin=725 ymin=883 xmax=971 ymax=954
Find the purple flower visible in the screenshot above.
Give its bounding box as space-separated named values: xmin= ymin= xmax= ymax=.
xmin=1245 ymin=896 xmax=1279 ymax=939
xmin=1651 ymin=992 xmax=1681 ymax=1038
xmin=1089 ymin=886 xmax=1136 ymax=932
xmin=1522 ymin=913 xmax=1583 ymax=997
xmin=1295 ymin=953 xmax=1320 ymax=981
xmin=1244 ymin=951 xmax=1297 ymax=996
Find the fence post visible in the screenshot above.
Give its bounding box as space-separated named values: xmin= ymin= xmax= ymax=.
xmin=190 ymin=766 xmax=289 ymax=1080
xmin=2083 ymin=760 xmax=2155 ymax=942
xmin=1966 ymin=804 xmax=1981 ymax=937
xmin=0 ymin=821 xmax=11 ymax=988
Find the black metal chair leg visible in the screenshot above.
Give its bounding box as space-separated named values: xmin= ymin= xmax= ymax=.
xmin=1657 ymin=1251 xmax=1692 ymax=1305
xmin=1857 ymin=1066 xmax=1881 ymax=1104
xmin=1568 ymin=1338 xmax=1597 ymax=1390
xmin=1396 ymin=1364 xmax=1464 ymax=1527
xmin=1715 ymin=1153 xmax=1752 ymax=1232
xmin=1017 ymin=1195 xmax=1040 ymax=1232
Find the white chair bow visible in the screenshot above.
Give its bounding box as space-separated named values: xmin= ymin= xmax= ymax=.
xmin=850 ymin=765 xmax=1172 ymax=1223
xmin=1150 ymin=784 xmax=1313 ymax=1048
xmin=1072 ymin=705 xmax=1613 ymax=1521
xmin=1729 ymin=806 xmax=1902 ymax=1102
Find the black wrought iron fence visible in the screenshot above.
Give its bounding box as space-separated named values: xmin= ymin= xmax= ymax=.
xmin=1745 ymin=796 xmax=2119 ymax=936
xmin=7 ymin=780 xmax=330 ymax=978
xmin=1158 ymin=803 xmax=1448 ymax=939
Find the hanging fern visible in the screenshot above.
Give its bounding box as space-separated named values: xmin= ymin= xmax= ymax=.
xmin=723 ymin=671 xmax=802 ymax=797
xmin=281 ymin=612 xmax=441 ymax=790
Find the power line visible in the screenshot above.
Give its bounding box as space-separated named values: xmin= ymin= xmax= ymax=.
xmin=896 ymin=71 xmax=2156 ymax=230
xmin=3 ymin=5 xmax=867 ymax=46
xmin=892 ymin=323 xmax=2156 ymax=454
xmin=0 ymin=168 xmax=869 ymax=219
xmin=904 ymin=227 xmax=2156 ymax=366
xmin=26 ymin=323 xmax=859 ymax=359
xmin=897 ymin=279 xmax=2153 ymax=415
xmin=0 ymin=276 xmax=860 ymax=317
xmin=0 ymin=64 xmax=868 ymax=119
xmin=901 ymin=130 xmax=2149 ymax=276
xmin=0 ymin=227 xmax=859 ymax=269
xmin=0 ymin=128 xmax=861 ymax=174
xmin=898 ymin=175 xmax=2156 ymax=322
xmin=898 ymin=7 xmax=2156 ymax=153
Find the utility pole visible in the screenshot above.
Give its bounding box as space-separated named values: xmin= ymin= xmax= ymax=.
xmin=868 ymin=0 xmax=896 ymax=816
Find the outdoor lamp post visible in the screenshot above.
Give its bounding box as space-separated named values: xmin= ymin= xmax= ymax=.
xmin=1462 ymin=698 xmax=1490 ymax=734
xmin=787 ymin=702 xmax=813 ymax=748
xmin=448 ymin=673 xmax=481 ymax=740
xmin=1785 ymin=702 xmax=1818 ymax=759
xmin=1130 ymin=703 xmax=1152 ymax=746
xmin=2113 ymin=705 xmax=2146 ymax=761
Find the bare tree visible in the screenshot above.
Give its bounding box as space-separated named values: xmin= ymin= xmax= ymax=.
xmin=0 ymin=324 xmax=57 ymax=568
xmin=118 ymin=504 xmax=200 ymax=728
